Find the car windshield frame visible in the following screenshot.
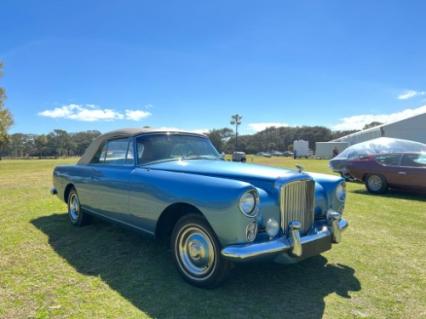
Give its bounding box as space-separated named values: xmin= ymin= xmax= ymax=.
xmin=135 ymin=133 xmax=221 ymax=166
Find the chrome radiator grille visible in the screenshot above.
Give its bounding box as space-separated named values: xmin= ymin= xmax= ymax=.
xmin=280 ymin=179 xmax=315 ymax=235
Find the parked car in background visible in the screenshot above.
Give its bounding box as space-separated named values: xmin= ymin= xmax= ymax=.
xmin=257 ymin=151 xmax=272 ymax=158
xmin=51 ymin=128 xmax=348 ymax=287
xmin=329 ymin=137 xmax=426 ymax=180
xmin=271 ymin=151 xmax=283 ymax=156
xmin=232 ymin=151 xmax=246 ymax=162
xmin=282 ymin=151 xmax=294 ymax=157
xmin=345 ymin=152 xmax=426 ymax=194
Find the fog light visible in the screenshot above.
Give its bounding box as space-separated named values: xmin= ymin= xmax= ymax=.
xmin=266 ymin=218 xmax=280 ymax=238
xmin=246 ymin=221 xmax=258 ymax=242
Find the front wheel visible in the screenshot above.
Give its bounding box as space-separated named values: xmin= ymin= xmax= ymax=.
xmin=365 ymin=174 xmax=388 ymax=194
xmin=171 ymin=214 xmax=231 ymax=288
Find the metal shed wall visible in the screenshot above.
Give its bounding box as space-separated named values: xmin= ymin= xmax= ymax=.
xmin=334 ymin=112 xmax=426 ymax=145
xmin=315 ymin=142 xmax=350 ymax=159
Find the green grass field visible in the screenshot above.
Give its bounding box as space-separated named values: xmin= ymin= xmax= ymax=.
xmin=1 ymin=157 xmax=425 ymax=319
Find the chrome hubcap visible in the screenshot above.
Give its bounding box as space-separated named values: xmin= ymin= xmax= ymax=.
xmin=368 ymin=175 xmax=382 ymax=191
xmin=69 ymin=194 xmax=79 ymax=221
xmin=177 ymin=226 xmax=215 ymax=279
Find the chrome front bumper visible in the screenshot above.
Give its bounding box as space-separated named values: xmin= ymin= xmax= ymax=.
xmin=221 ymin=217 xmax=348 ymax=262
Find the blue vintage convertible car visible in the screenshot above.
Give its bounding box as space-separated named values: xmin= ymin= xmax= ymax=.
xmin=51 ymin=128 xmax=348 ymax=287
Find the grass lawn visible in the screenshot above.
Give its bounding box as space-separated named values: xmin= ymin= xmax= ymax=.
xmin=1 ymin=157 xmax=425 ymax=319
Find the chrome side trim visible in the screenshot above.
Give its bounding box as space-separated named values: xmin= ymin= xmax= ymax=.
xmin=221 ymin=218 xmax=348 ymax=261
xmin=82 ymin=206 xmax=156 ymax=236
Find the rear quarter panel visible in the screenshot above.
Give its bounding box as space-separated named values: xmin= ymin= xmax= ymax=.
xmin=53 ymin=165 xmax=96 ymax=205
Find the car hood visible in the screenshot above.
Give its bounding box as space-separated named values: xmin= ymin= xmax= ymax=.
xmin=144 ymin=159 xmax=310 ymax=190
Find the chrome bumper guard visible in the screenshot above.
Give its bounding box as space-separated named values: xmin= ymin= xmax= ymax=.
xmin=221 ymin=215 xmax=348 ymax=262
xmin=50 ymin=187 xmax=58 ymax=195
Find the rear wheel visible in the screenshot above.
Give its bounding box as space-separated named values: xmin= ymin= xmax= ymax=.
xmin=171 ymin=214 xmax=231 ymax=288
xmin=365 ymin=174 xmax=388 ymax=194
xmin=67 ymin=188 xmax=90 ymax=226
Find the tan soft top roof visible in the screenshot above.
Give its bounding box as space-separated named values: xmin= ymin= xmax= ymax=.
xmin=78 ymin=128 xmax=206 ymax=165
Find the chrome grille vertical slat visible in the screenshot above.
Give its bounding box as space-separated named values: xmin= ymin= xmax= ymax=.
xmin=280 ymin=180 xmax=315 ymax=235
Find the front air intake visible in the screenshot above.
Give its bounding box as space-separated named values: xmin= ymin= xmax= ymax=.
xmin=280 ymin=180 xmax=315 ymax=236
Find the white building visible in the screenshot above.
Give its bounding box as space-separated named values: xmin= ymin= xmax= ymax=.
xmin=315 ymin=111 xmax=426 ymax=158
xmin=293 ymin=139 xmax=310 ymax=157
xmin=315 ymin=142 xmax=349 ymax=159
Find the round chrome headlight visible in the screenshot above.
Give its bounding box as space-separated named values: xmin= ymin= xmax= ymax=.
xmin=336 ymin=182 xmax=346 ymax=202
xmin=239 ymin=190 xmax=258 ymax=217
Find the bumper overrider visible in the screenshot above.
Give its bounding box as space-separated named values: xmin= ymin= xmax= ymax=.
xmin=221 ymin=211 xmax=348 ymax=262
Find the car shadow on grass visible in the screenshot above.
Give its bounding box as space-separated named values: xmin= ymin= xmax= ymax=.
xmin=32 ymin=213 xmax=361 ymax=319
xmin=351 ymin=188 xmax=426 ymax=202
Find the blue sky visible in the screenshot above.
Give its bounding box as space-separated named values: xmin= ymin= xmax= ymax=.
xmin=1 ymin=0 xmax=426 ymax=135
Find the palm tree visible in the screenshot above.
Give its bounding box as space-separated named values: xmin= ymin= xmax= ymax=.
xmin=230 ymin=114 xmax=242 ymax=151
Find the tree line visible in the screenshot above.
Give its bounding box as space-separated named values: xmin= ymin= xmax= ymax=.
xmin=0 ymin=126 xmax=357 ymax=158
xmin=207 ymin=126 xmax=357 ymax=154
xmin=1 ymin=130 xmax=101 ymax=158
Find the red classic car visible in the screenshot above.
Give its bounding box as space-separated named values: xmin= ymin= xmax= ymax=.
xmin=345 ymin=152 xmax=426 ymax=194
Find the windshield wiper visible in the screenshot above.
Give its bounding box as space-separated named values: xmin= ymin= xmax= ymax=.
xmin=140 ymin=157 xmax=182 ymax=165
xmin=182 ymin=155 xmax=220 ymax=160
xmin=141 ymin=155 xmax=219 ymax=166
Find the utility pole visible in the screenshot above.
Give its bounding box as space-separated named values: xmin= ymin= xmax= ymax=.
xmin=230 ymin=114 xmax=242 ymax=151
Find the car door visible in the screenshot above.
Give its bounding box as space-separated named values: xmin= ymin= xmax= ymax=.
xmin=373 ymin=154 xmax=402 ymax=186
xmin=86 ymin=138 xmax=135 ymax=221
xmin=126 ymin=134 xmax=167 ymax=233
xmin=397 ymin=153 xmax=426 ymax=189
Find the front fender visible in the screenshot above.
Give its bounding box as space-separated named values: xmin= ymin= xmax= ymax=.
xmin=129 ymin=168 xmax=258 ymax=246
xmin=308 ymin=172 xmax=345 ymax=213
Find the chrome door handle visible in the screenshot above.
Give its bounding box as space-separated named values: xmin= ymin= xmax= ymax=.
xmin=398 ymin=171 xmax=407 ymax=175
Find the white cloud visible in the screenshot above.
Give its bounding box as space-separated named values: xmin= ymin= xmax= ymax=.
xmin=248 ymin=122 xmax=289 ymax=132
xmin=397 ymin=90 xmax=426 ymax=100
xmin=157 ymin=127 xmax=209 ymax=134
xmin=38 ymin=104 xmax=151 ymax=122
xmin=124 ymin=110 xmax=151 ymax=121
xmin=332 ymin=105 xmax=426 ymax=131
xmin=191 ymin=128 xmax=209 ymax=134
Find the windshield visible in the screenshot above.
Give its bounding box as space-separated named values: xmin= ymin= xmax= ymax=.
xmin=136 ymin=134 xmax=220 ymax=164
xmin=334 ymin=137 xmax=426 ymax=160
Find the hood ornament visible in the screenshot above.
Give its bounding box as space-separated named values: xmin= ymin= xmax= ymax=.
xmin=296 ymin=164 xmax=304 ymax=173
